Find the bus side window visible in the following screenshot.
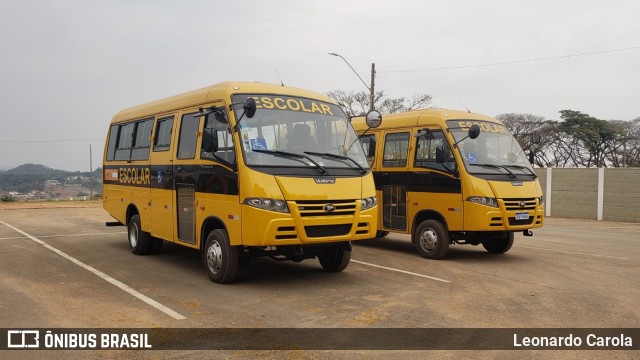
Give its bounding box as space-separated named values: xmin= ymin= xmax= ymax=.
xmin=105 ymin=125 xmax=119 ymax=161
xmin=177 ymin=113 xmax=200 ymax=159
xmin=202 ymin=110 xmax=235 ymax=165
xmin=114 ymin=122 xmax=135 ymax=161
xmin=153 ymin=116 xmax=174 ymax=152
xmin=359 ymin=134 xmax=376 ymax=166
xmin=130 ymin=118 xmax=154 ymax=161
xmin=382 ymin=132 xmax=410 ymax=167
xmin=414 ymin=130 xmax=456 ymax=172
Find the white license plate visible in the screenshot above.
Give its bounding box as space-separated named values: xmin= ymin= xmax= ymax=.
xmin=515 ymin=212 xmax=530 ymax=220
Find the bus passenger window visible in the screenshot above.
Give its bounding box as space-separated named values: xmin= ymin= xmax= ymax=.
xmin=177 ymin=113 xmax=199 ymax=159
xmin=382 ymin=132 xmax=409 ymax=167
xmin=153 ymin=116 xmax=174 ymax=152
xmin=130 ymin=118 xmax=154 ymax=161
xmin=114 ymin=123 xmax=135 ymax=161
xmin=105 ymin=125 xmax=118 ymax=161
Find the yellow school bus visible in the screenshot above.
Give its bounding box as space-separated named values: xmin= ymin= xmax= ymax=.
xmin=103 ymin=81 xmax=381 ymax=283
xmin=352 ymin=109 xmax=543 ymax=259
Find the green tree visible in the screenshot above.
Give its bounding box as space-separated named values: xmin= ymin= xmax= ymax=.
xmin=558 ymin=110 xmax=621 ymax=167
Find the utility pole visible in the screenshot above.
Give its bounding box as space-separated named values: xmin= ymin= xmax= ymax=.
xmin=328 ymin=53 xmax=376 ymax=111
xmin=369 ymin=63 xmax=375 ymax=112
xmin=89 ymin=144 xmax=93 ymax=200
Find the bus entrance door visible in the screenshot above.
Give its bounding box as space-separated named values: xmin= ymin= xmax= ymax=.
xmin=383 ymin=185 xmax=407 ymax=231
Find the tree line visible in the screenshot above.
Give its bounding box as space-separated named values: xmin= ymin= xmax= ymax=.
xmin=326 ymin=90 xmax=640 ymax=168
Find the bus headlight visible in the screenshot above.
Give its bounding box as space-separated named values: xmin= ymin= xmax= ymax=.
xmin=466 ymin=196 xmax=498 ymax=208
xmin=361 ymin=196 xmax=377 ymax=210
xmin=538 ymin=195 xmax=544 ymax=206
xmin=244 ymin=198 xmax=289 ymax=213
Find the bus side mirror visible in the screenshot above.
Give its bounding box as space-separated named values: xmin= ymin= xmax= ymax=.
xmin=202 ymin=128 xmax=219 ymax=153
xmin=468 ymin=124 xmax=480 ymax=139
xmin=436 ymin=146 xmax=445 ymax=163
xmin=365 ymin=110 xmax=382 ymax=129
xmin=244 ymin=98 xmax=257 ymax=119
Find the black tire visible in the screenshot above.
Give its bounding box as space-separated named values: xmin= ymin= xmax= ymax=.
xmin=204 ymin=229 xmax=239 ymax=284
xmin=414 ymin=220 xmax=449 ymax=259
xmin=128 ymin=214 xmax=152 ymax=255
xmin=319 ymin=243 xmax=351 ymax=272
xmin=482 ymin=232 xmax=514 ymax=254
xmin=375 ymin=231 xmax=389 ymax=238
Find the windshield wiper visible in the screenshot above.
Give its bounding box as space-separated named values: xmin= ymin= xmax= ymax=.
xmin=503 ymin=165 xmax=537 ymax=178
xmin=304 ymin=151 xmax=367 ymax=174
xmin=469 ymin=163 xmax=517 ymax=179
xmin=252 ymin=149 xmax=328 ymax=174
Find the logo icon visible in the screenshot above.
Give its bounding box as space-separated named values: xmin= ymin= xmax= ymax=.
xmin=519 ymin=201 xmax=527 ymax=208
xmin=314 ymin=178 xmax=336 ymax=184
xmin=512 ymin=181 xmax=523 ymax=186
xmin=7 ymin=330 xmax=40 ymax=348
xmin=324 ymin=203 xmax=336 ymax=212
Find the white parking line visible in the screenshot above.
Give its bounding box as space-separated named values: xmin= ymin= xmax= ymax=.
xmin=0 ymin=232 xmax=127 ymax=240
xmin=352 ymin=259 xmax=451 ymax=283
xmin=0 ymin=220 xmax=186 ymax=320
xmin=514 ymin=245 xmax=630 ymax=260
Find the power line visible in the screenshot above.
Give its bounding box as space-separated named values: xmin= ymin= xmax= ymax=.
xmin=379 ymin=46 xmax=640 ymax=73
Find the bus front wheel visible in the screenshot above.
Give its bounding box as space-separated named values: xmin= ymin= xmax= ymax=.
xmin=414 ymin=220 xmax=449 ymax=259
xmin=482 ymin=232 xmax=514 ymax=254
xmin=204 ymin=229 xmax=239 ymax=284
xmin=319 ymin=243 xmax=351 ymax=272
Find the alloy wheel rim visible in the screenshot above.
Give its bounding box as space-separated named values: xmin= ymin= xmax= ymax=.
xmin=420 ymin=228 xmax=438 ymax=252
xmin=207 ymin=241 xmax=223 ymax=274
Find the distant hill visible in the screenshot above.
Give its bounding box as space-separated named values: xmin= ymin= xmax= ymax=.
xmin=0 ymin=163 xmax=101 ymax=193
xmin=6 ymin=163 xmax=67 ymax=176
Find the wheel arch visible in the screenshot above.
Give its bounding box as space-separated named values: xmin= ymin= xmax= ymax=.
xmin=200 ymin=216 xmax=228 ymax=254
xmin=125 ymin=204 xmax=140 ymax=225
xmin=411 ymin=209 xmax=448 ymax=243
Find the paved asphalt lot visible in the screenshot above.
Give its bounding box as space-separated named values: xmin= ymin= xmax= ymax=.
xmin=0 ymin=207 xmax=638 ymax=359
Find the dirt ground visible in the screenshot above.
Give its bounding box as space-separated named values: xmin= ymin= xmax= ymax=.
xmin=0 ymin=199 xmax=102 ymax=210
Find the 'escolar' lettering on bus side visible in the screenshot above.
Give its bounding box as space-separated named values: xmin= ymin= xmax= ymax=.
xmin=119 ymin=167 xmax=150 ymax=185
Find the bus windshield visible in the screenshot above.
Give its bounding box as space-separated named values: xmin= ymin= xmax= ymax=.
xmin=232 ymin=94 xmax=369 ymax=173
xmin=447 ymin=120 xmax=535 ymax=178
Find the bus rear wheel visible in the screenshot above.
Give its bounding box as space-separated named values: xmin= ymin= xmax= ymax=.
xmin=319 ymin=242 xmax=351 ymax=272
xmin=204 ymin=229 xmax=239 ymax=284
xmin=128 ymin=214 xmax=152 ymax=255
xmin=482 ymin=232 xmax=514 ymax=254
xmin=414 ymin=220 xmax=449 ymax=259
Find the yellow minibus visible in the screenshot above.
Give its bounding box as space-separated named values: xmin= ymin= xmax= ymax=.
xmin=352 ymin=108 xmax=543 ymax=259
xmin=103 ymin=82 xmax=381 ymax=283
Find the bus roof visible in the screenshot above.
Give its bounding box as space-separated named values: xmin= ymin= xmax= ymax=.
xmin=350 ymin=108 xmax=499 ymax=132
xmin=111 ymin=81 xmax=335 ymax=124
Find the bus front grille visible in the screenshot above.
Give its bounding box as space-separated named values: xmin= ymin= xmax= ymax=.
xmin=295 ymin=199 xmax=357 ymax=217
xmin=502 ymin=198 xmax=537 ymax=211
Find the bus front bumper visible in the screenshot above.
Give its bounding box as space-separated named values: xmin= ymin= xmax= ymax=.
xmin=241 ymin=203 xmax=377 ymax=246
